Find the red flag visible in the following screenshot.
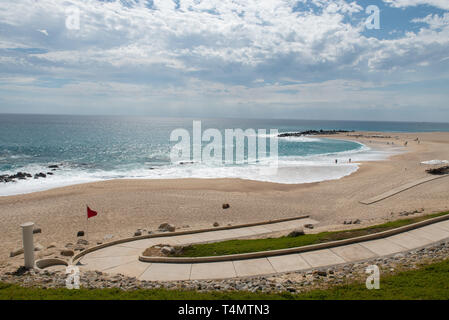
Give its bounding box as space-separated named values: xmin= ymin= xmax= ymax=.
xmin=87 ymin=206 xmax=97 ymax=219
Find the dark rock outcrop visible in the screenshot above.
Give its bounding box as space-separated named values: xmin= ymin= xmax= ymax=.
xmin=278 ymin=130 xmax=353 ymax=138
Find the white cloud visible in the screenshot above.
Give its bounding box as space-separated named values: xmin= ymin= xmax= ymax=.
xmin=36 ymin=29 xmax=49 ymax=36
xmin=383 ymin=0 xmax=449 ymax=10
xmin=0 ymin=0 xmax=448 ymax=120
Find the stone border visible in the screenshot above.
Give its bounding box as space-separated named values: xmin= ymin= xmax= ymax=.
xmin=138 ymin=213 xmax=449 ymax=263
xmin=71 ymin=214 xmax=310 ymax=265
xmin=35 ymin=258 xmax=68 ymax=270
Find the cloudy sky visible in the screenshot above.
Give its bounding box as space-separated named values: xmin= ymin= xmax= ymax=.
xmin=0 ymin=0 xmax=448 ymax=121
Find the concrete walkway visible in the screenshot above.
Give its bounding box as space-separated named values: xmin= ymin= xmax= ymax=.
xmin=76 ymin=219 xmax=449 ymax=281
xmin=360 ymin=174 xmax=449 ymax=205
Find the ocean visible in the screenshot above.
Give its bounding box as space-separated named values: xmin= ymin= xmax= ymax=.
xmin=1 ymin=114 xmax=449 ymax=196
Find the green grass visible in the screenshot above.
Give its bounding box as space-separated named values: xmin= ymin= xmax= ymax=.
xmin=2 ymin=258 xmax=449 ymax=300
xmin=171 ymin=211 xmax=449 ymax=257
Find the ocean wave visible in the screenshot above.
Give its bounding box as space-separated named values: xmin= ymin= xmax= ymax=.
xmin=0 ymin=140 xmax=401 ymax=196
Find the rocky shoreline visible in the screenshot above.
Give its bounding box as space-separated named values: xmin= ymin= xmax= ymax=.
xmin=0 ymin=165 xmax=61 ymax=183
xmin=278 ymin=130 xmax=353 ymax=138
xmin=1 ymin=239 xmax=448 ymax=294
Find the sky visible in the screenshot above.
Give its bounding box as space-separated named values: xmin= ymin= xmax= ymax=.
xmin=0 ymin=0 xmax=448 ymax=122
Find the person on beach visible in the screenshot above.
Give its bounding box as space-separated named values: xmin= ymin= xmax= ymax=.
xmin=335 ymin=159 xmax=338 ymax=164
xmin=349 ymin=158 xmax=351 ymax=163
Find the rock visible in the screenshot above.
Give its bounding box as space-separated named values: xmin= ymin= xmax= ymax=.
xmin=60 ymin=249 xmax=74 ymax=257
xmin=65 ymin=243 xmax=73 ymax=248
xmin=33 ymin=228 xmax=42 ymax=234
xmin=10 ymin=248 xmax=24 ymax=257
xmin=222 ymin=203 xmax=230 ymax=209
xmin=288 ymin=229 xmax=305 ymax=237
xmin=158 ymin=223 xmax=176 ymax=232
xmin=317 ymin=270 xmax=327 ymax=277
xmin=48 ymin=165 xmax=59 ymax=169
xmin=161 ymin=246 xmax=175 ymax=255
xmin=46 ymin=172 xmax=54 ymax=175
xmin=34 ymin=243 xmax=44 ymax=251
xmin=47 ymin=243 xmax=57 ymax=249
xmin=77 ymin=231 xmax=85 ymax=237
xmin=353 ymin=219 xmax=361 ymax=224
xmin=304 ymin=224 xmax=314 ymax=229
xmin=279 ymin=130 xmax=353 ymax=138
xmin=77 ymin=239 xmax=88 ymax=245
xmin=74 ymin=246 xmax=85 ymax=251
xmin=134 ymin=231 xmax=142 ymax=237
xmin=213 ymin=222 xmax=220 ymax=227
xmin=344 ymin=220 xmax=352 ymax=225
xmin=104 ymin=234 xmax=113 ymax=240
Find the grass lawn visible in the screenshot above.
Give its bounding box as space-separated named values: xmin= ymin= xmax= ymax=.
xmin=1 ymin=258 xmax=449 ymax=300
xmin=169 ymin=211 xmax=449 ymax=257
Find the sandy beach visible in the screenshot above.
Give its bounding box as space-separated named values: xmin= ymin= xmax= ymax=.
xmin=1 ymin=131 xmax=449 ymax=265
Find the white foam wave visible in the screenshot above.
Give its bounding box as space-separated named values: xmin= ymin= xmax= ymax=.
xmin=0 ymin=141 xmax=402 ymax=196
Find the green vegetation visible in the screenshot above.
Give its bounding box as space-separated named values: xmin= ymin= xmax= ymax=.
xmin=1 ymin=258 xmax=449 ymax=300
xmin=171 ymin=211 xmax=449 ymax=257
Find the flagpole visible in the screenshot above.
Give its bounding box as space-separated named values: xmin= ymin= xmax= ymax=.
xmin=86 ymin=205 xmax=89 ymax=244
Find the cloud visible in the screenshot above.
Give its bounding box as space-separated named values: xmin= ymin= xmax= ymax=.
xmin=36 ymin=29 xmax=49 ymax=36
xmin=383 ymin=0 xmax=449 ymax=10
xmin=0 ymin=0 xmax=448 ymax=121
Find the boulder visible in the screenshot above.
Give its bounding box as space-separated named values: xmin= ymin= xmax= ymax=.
xmin=134 ymin=231 xmax=142 ymax=237
xmin=213 ymin=222 xmax=220 ymax=227
xmin=60 ymin=249 xmax=75 ymax=257
xmin=48 ymin=165 xmax=59 ymax=169
xmin=288 ymin=229 xmax=305 ymax=237
xmin=77 ymin=239 xmax=88 ymax=245
xmin=353 ymin=219 xmax=361 ymax=224
xmin=77 ymin=231 xmax=85 ymax=237
xmin=47 ymin=243 xmax=57 ymax=249
xmin=33 ymin=228 xmax=42 ymax=234
xmin=304 ymin=224 xmax=314 ymax=229
xmin=222 ymin=203 xmax=230 ymax=209
xmin=34 ymin=243 xmax=44 ymax=251
xmin=158 ymin=223 xmax=176 ymax=232
xmin=161 ymin=246 xmax=175 ymax=255
xmin=10 ymin=248 xmax=24 ymax=257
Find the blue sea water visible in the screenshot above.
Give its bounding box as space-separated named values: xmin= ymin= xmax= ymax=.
xmin=1 ymin=114 xmax=448 ymax=196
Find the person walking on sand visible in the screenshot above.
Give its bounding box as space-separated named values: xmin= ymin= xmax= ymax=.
xmin=335 ymin=159 xmax=338 ymax=164
xmin=349 ymin=158 xmax=351 ymax=163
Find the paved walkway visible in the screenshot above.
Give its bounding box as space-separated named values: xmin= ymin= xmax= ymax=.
xmin=76 ymin=219 xmax=449 ymax=281
xmin=360 ymin=174 xmax=449 ymax=205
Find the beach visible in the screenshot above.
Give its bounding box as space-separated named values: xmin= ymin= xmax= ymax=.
xmin=1 ymin=131 xmax=449 ymax=266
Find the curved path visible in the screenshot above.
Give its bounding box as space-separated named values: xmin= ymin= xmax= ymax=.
xmin=75 ymin=219 xmax=449 ymax=282
xmin=360 ymin=174 xmax=449 ymax=205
